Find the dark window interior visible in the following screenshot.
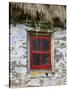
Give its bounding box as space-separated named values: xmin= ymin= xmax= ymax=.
xmin=32 ymin=39 xmax=49 ymax=51
xmin=41 ymin=39 xmax=49 ymax=51
xmin=41 ymin=54 xmax=49 ymax=65
xmin=32 ymin=39 xmax=40 ymax=51
xmin=32 ymin=54 xmax=40 ymax=65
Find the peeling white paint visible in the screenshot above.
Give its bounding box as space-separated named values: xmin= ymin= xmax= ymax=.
xmin=10 ymin=24 xmax=66 ymax=87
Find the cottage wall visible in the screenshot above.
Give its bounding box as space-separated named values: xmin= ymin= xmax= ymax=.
xmin=10 ymin=24 xmax=66 ymax=87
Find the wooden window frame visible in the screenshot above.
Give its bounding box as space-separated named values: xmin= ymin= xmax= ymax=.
xmin=30 ymin=35 xmax=52 ymax=70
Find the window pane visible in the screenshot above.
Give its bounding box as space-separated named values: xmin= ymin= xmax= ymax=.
xmin=32 ymin=39 xmax=40 ymax=51
xmin=41 ymin=54 xmax=49 ymax=65
xmin=32 ymin=54 xmax=40 ymax=65
xmin=41 ymin=39 xmax=49 ymax=51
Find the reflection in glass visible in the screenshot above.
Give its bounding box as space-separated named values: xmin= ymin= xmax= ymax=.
xmin=41 ymin=54 xmax=49 ymax=65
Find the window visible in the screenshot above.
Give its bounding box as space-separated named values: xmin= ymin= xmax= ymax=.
xmin=30 ymin=35 xmax=52 ymax=70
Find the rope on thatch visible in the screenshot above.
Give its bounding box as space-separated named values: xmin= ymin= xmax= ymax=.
xmin=9 ymin=2 xmax=66 ymax=28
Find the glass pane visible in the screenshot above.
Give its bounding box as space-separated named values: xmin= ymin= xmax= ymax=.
xmin=32 ymin=39 xmax=40 ymax=51
xmin=32 ymin=54 xmax=40 ymax=65
xmin=41 ymin=54 xmax=49 ymax=65
xmin=41 ymin=39 xmax=49 ymax=51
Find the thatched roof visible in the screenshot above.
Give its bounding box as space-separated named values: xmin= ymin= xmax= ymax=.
xmin=9 ymin=2 xmax=66 ymax=28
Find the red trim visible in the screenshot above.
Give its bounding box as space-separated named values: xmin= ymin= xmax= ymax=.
xmin=31 ymin=65 xmax=51 ymax=69
xmin=30 ymin=34 xmax=52 ymax=70
xmin=32 ymin=36 xmax=50 ymax=39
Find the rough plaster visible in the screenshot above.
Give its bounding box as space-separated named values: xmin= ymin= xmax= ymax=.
xmin=10 ymin=24 xmax=66 ymax=87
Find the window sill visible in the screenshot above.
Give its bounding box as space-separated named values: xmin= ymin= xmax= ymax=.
xmin=30 ymin=70 xmax=55 ymax=78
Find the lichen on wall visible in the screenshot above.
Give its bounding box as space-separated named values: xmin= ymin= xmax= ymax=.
xmin=9 ymin=24 xmax=66 ymax=87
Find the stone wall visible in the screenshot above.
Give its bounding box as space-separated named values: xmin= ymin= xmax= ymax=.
xmin=10 ymin=24 xmax=66 ymax=87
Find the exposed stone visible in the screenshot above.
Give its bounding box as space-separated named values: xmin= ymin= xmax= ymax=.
xmin=10 ymin=24 xmax=66 ymax=87
xmin=25 ymin=78 xmax=40 ymax=87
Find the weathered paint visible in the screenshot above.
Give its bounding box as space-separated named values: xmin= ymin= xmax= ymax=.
xmin=10 ymin=24 xmax=66 ymax=87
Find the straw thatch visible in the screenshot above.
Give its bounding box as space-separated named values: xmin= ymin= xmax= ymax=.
xmin=9 ymin=2 xmax=66 ymax=28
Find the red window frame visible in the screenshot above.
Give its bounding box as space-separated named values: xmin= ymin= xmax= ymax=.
xmin=30 ymin=35 xmax=52 ymax=70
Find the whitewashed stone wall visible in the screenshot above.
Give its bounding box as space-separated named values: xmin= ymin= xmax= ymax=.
xmin=10 ymin=24 xmax=66 ymax=87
